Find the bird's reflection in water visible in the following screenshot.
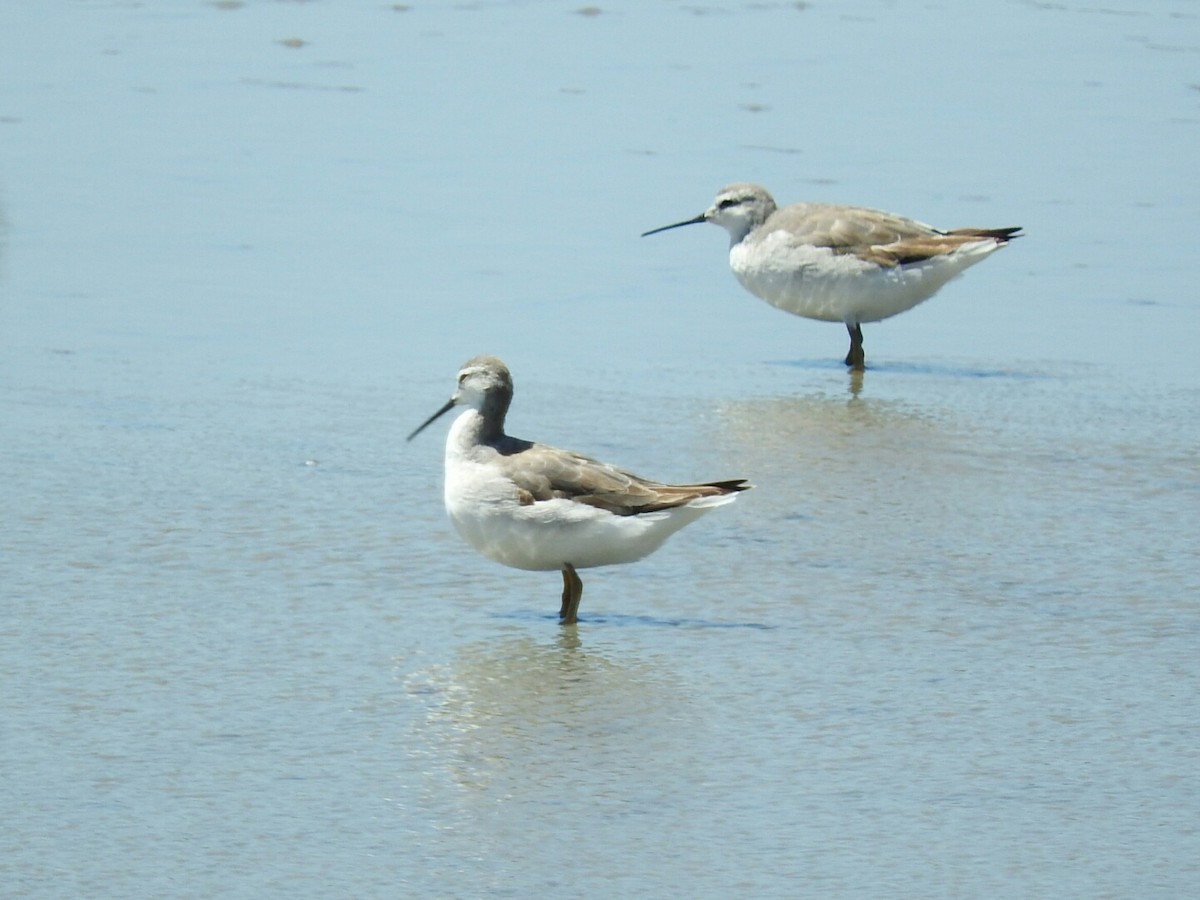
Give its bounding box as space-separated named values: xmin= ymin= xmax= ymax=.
xmin=705 ymin=385 xmax=984 ymax=603
xmin=403 ymin=631 xmax=697 ymax=795
xmin=714 ymin=387 xmax=956 ymax=488
xmin=847 ymin=367 xmax=864 ymax=398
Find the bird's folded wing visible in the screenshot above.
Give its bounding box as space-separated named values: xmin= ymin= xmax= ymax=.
xmin=864 ymin=226 xmax=1024 ymax=267
xmin=509 ymin=444 xmax=740 ymax=516
xmin=771 ymin=204 xmax=944 ymax=263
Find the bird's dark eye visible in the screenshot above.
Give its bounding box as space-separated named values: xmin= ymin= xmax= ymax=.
xmin=718 ymin=198 xmax=740 ymax=210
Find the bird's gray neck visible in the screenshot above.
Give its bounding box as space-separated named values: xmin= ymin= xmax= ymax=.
xmin=726 ymin=208 xmax=773 ymax=246
xmin=451 ymin=389 xmax=512 ymax=450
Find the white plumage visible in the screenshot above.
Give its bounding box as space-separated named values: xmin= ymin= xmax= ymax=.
xmin=409 ymin=356 xmax=749 ymax=623
xmin=645 ymin=183 xmax=1021 ymax=368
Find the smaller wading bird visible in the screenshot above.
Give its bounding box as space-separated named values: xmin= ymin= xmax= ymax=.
xmin=643 ymin=182 xmax=1021 ymax=369
xmin=408 ymin=356 xmax=750 ymax=624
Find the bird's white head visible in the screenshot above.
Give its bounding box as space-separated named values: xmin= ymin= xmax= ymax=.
xmin=452 ymin=356 xmax=512 ymax=411
xmin=703 ymin=183 xmax=778 ymax=243
xmin=407 ymin=355 xmax=513 ymax=442
xmin=641 ymin=182 xmax=777 ymax=245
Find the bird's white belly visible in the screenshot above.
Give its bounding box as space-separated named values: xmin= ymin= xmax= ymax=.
xmin=729 ymin=232 xmax=1000 ymax=325
xmin=444 ymin=459 xmax=722 ymax=572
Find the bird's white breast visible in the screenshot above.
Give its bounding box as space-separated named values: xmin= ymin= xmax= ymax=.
xmin=729 ymin=231 xmax=1002 ymax=325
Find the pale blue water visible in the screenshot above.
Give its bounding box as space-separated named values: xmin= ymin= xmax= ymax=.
xmin=2 ymin=2 xmax=1198 ymax=897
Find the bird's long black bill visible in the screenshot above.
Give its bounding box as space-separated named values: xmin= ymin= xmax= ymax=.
xmin=406 ymin=397 xmax=456 ymax=442
xmin=640 ymin=214 xmax=706 ymax=237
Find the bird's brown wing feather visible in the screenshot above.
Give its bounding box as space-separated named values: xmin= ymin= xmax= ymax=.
xmin=770 ymin=205 xmax=1023 ymax=267
xmin=502 ymin=443 xmax=748 ymax=516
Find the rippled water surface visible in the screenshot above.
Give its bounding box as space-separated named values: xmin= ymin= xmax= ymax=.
xmin=3 ymin=1 xmax=1198 ymax=896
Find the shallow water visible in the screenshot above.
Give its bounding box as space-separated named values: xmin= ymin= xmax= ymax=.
xmin=2 ymin=1 xmax=1198 ymax=897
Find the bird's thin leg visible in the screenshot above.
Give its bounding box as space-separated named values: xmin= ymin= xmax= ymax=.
xmin=559 ymin=566 xmax=571 ymax=619
xmin=844 ymin=322 xmax=866 ymax=370
xmin=559 ymin=563 xmax=583 ymax=625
